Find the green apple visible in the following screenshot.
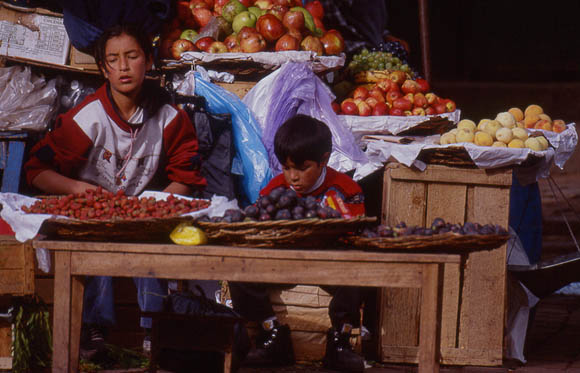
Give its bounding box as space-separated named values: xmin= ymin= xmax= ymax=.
xmin=180 ymin=29 xmax=199 ymax=43
xmin=222 ymin=0 xmax=247 ymax=23
xmin=232 ymin=11 xmax=257 ymax=33
xmin=248 ymin=6 xmax=265 ymax=19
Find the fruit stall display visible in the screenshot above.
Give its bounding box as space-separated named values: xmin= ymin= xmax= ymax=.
xmin=160 ymin=0 xmax=345 ymax=59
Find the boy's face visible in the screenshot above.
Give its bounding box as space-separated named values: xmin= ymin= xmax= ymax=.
xmin=281 ymin=154 xmax=328 ymax=194
xmin=100 ymin=33 xmax=152 ymax=100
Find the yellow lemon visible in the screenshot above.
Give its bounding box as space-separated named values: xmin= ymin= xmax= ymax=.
xmin=170 ymin=223 xmax=208 ymax=245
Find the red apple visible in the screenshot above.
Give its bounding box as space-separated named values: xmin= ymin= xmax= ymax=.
xmin=357 ymin=101 xmax=372 ymax=116
xmin=273 ymin=0 xmax=293 ymax=6
xmin=177 ymin=1 xmax=197 ymax=25
xmin=404 ymin=93 xmax=414 ymax=105
xmin=214 ymin=0 xmax=229 ymax=13
xmin=275 ymin=33 xmax=299 ymax=51
xmin=312 ymin=16 xmax=325 ymax=33
xmin=300 ymin=35 xmax=323 ymax=55
xmin=319 ymin=30 xmax=344 ymax=55
xmin=365 ymin=97 xmax=378 ymax=109
xmin=256 ymin=14 xmax=286 ymax=42
xmin=389 ymin=107 xmax=404 ymax=116
xmin=331 ymin=101 xmax=341 ymax=114
xmin=193 ymin=7 xmax=213 ymax=28
xmin=425 ymin=92 xmax=438 ymax=105
xmin=204 ymin=0 xmax=215 ymax=7
xmin=393 ymin=97 xmax=412 ymax=111
xmin=267 ymin=4 xmax=288 ymax=20
xmin=208 ymin=40 xmax=229 ymax=53
xmin=372 ymin=102 xmax=389 ymax=116
xmin=376 ymin=78 xmax=397 ymax=93
xmin=223 ymin=34 xmax=238 ymax=50
xmin=237 ymin=26 xmax=260 ymax=42
xmin=413 ymin=92 xmax=427 ymax=108
xmin=412 ymin=107 xmax=426 ymax=116
xmin=386 ymin=90 xmax=402 ymax=104
xmin=282 ymin=10 xmax=305 ymax=32
xmin=368 ymin=87 xmax=385 ymax=103
xmin=352 ymin=86 xmax=369 ymax=100
xmin=190 ymin=0 xmax=210 ymax=9
xmin=389 ymin=70 xmax=406 ymax=85
xmin=340 ymin=99 xmax=358 ymax=115
xmin=286 ymin=27 xmax=303 ymax=42
xmin=444 ymin=99 xmax=456 ymax=112
xmin=240 ymin=32 xmax=267 ymax=52
xmin=254 ymin=0 xmax=273 ymax=9
xmin=305 ymin=0 xmax=324 ymax=19
xmin=425 ymin=106 xmax=436 ymax=115
xmin=434 ymin=103 xmax=446 ymax=114
xmin=195 ymin=36 xmax=215 ymax=51
xmin=404 ymin=110 xmax=413 ymax=116
xmin=171 ymin=39 xmax=197 ymax=59
xmin=416 ymin=78 xmax=430 ymax=93
xmin=240 ymin=0 xmax=255 ymax=6
xmin=401 ymin=79 xmax=420 ymax=94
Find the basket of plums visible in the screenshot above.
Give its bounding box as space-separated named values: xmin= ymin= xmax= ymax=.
xmin=345 ymin=218 xmax=509 ymax=251
xmin=195 ymin=186 xmax=376 ymax=248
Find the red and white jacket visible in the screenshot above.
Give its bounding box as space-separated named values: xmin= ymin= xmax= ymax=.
xmin=25 ymin=84 xmax=206 ymax=195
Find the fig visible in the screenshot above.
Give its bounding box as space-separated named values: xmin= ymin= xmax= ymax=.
xmin=275 ymin=209 xmax=292 ymax=220
xmin=423 ymin=228 xmax=434 ymax=236
xmin=494 ymin=225 xmax=508 ymax=235
xmin=395 ymin=222 xmax=407 ymax=229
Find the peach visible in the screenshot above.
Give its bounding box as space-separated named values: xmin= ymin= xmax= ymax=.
xmin=524 ymin=114 xmax=540 ymax=129
xmin=508 ymin=107 xmax=524 ymax=122
xmin=525 ymin=137 xmax=543 ymax=151
xmin=495 ymin=127 xmax=513 ymax=144
xmin=495 ymin=112 xmax=516 ymax=128
xmin=456 ymin=128 xmax=474 ymax=143
xmin=511 ymin=127 xmax=529 ymax=141
xmin=492 ymin=141 xmax=507 ymax=148
xmin=474 ymin=131 xmax=493 ymax=146
xmin=536 ymin=136 xmax=549 ymax=150
xmin=483 ymin=120 xmax=501 ymax=139
xmin=516 ymin=121 xmax=525 ymax=128
xmin=534 ymin=119 xmax=552 ymax=131
xmin=538 ymin=113 xmax=552 ymax=123
xmin=457 ymin=119 xmax=477 ymax=132
xmin=524 ymin=104 xmax=543 ymax=117
xmin=477 ymin=118 xmax=491 ymax=131
xmin=439 ymin=132 xmax=456 ymax=145
xmin=508 ymin=139 xmax=525 ymax=148
xmin=552 ymin=119 xmax=567 ymax=133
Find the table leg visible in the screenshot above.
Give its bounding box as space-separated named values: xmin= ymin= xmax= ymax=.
xmin=52 ymin=252 xmax=72 ymax=373
xmin=69 ymin=275 xmax=84 ymax=372
xmin=418 ymin=263 xmax=442 ymax=373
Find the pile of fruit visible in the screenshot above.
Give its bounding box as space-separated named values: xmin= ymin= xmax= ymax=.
xmin=347 ymin=47 xmax=413 ymax=76
xmin=21 ymin=188 xmax=210 ymax=220
xmin=439 ymin=104 xmax=566 ymax=150
xmin=361 ymin=218 xmax=508 ymax=238
xmin=161 ymin=0 xmax=345 ymax=59
xmin=199 ymin=186 xmax=345 ymax=223
xmin=332 ymin=71 xmax=456 ymax=117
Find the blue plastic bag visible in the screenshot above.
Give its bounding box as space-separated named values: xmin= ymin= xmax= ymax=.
xmin=243 ymin=62 xmax=368 ymax=176
xmin=192 ymin=72 xmax=272 ymax=204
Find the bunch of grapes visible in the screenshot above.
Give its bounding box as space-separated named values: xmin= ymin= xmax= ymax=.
xmin=348 ymin=41 xmax=420 ymax=77
xmin=21 ymin=187 xmax=210 ymax=220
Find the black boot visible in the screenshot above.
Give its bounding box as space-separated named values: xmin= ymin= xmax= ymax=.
xmin=323 ymin=327 xmax=364 ymax=372
xmin=244 ymin=323 xmax=295 ymax=366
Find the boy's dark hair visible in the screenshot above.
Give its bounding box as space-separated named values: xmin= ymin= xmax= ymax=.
xmin=93 ymin=23 xmax=153 ymax=73
xmin=274 ymin=114 xmax=332 ymax=165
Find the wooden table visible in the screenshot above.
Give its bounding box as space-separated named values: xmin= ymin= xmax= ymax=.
xmin=32 ymin=240 xmax=462 ymax=373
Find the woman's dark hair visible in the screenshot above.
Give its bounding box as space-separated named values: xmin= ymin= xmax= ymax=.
xmin=274 ymin=114 xmax=332 ymax=165
xmin=93 ymin=23 xmax=153 ymax=73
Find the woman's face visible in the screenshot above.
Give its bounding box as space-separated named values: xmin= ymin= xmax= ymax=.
xmin=100 ymin=33 xmax=152 ymax=99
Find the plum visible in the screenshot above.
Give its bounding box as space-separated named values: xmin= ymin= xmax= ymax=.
xmin=244 ymin=204 xmax=260 ymax=219
xmin=268 ymin=186 xmax=286 ymax=203
xmin=431 ymin=217 xmax=446 ymax=230
xmin=224 ymin=209 xmax=244 ymax=222
xmin=305 ymin=209 xmax=318 ymax=219
xmin=259 ymin=212 xmax=272 ymax=221
xmin=292 ymin=212 xmax=305 ymax=220
xmin=283 ymin=189 xmax=298 ymax=200
xmin=266 ymin=204 xmax=277 ymax=215
xmin=259 ymin=195 xmax=272 ymax=209
xmin=395 ymin=222 xmax=407 ymax=229
xmin=277 ymin=195 xmax=294 ymax=209
xmin=362 ymin=228 xmax=379 ymax=238
xmin=479 ymin=224 xmax=494 ymax=235
xmin=377 ymin=225 xmax=393 ymax=237
xmin=210 ymin=216 xmax=223 ymax=222
xmin=292 ymin=205 xmax=305 ymax=216
xmin=275 ymin=209 xmax=292 ymax=220
xmin=303 ymin=195 xmax=318 ymax=210
xmin=494 ymin=225 xmax=508 ymax=235
xmin=197 ymin=215 xmax=210 ymax=222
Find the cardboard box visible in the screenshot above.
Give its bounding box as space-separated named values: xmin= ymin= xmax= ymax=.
xmin=0 ymin=2 xmax=69 ymax=65
xmin=69 ymin=45 xmax=98 ymax=71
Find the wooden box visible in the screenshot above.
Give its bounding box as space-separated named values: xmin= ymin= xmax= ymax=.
xmin=0 ymin=235 xmax=34 ymax=296
xmin=379 ymin=163 xmax=512 ymax=366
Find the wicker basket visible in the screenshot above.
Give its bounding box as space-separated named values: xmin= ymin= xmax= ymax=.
xmin=196 ymin=217 xmax=377 ymax=248
xmin=39 ymin=216 xmax=194 ymax=243
xmin=345 ymin=232 xmax=509 ymax=252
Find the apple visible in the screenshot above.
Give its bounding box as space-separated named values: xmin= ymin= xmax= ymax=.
xmin=237 ymin=26 xmax=259 ymax=42
xmin=365 ymin=97 xmax=378 ymax=109
xmin=357 ymin=101 xmax=372 ymax=116
xmin=256 ymin=13 xmax=286 ymax=42
xmin=340 ymin=98 xmax=358 ymax=115
xmin=444 ymin=99 xmax=456 ymax=112
xmin=392 ymin=97 xmax=412 ymax=111
xmin=331 ymin=101 xmax=341 ymax=114
xmin=412 ymin=107 xmax=426 ymax=116
xmin=177 ymin=1 xmax=196 ymax=25
xmin=203 ymin=0 xmax=215 ymax=7
xmin=286 ymin=27 xmax=303 ymax=42
xmin=389 ymin=107 xmax=403 ymax=116
xmin=425 ymin=92 xmax=438 ymax=105
xmin=208 ymin=40 xmax=229 ymax=53
xmin=224 ymin=34 xmax=240 ymax=50
xmin=171 ymin=39 xmax=197 ymax=59
xmin=273 ymin=0 xmax=293 ymax=6
xmin=388 ymin=70 xmax=406 ymax=85
xmin=233 ymin=11 xmax=258 ymax=33
xmin=300 ymin=35 xmax=323 ymax=55
xmin=222 ymin=0 xmax=248 ymax=22
xmin=248 ymin=6 xmax=265 ymax=18
xmin=275 ymin=33 xmax=299 ymax=51
xmin=413 ymin=92 xmax=427 ymax=108
xmin=386 ymin=90 xmax=402 ymax=104
xmin=312 ymin=16 xmax=325 ymax=33
xmin=240 ymin=32 xmax=267 ymax=52
xmin=376 ymin=78 xmax=397 ymax=93
xmin=254 ymin=0 xmax=273 ymax=9
xmin=180 ymin=29 xmax=199 ymax=43
xmin=372 ymin=102 xmax=389 ymax=116
xmin=416 ymin=78 xmax=430 ymax=93
xmin=425 ymin=106 xmax=436 ymax=115
xmin=214 ymin=0 xmax=229 ymax=13
xmin=434 ymin=103 xmax=446 ymax=114
xmin=320 ymin=30 xmax=344 ymax=55
xmin=401 ymin=79 xmax=420 ymax=94
xmin=190 ymin=0 xmax=210 ymax=9
xmin=552 ymin=119 xmax=567 ymax=133
xmin=267 ymin=4 xmax=289 ymax=20
xmin=193 ymin=8 xmax=213 ymax=28
xmin=282 ymin=10 xmax=305 ymax=31
xmin=352 ymin=86 xmax=369 ymax=100
xmin=404 ymin=93 xmax=414 ymax=105
xmin=368 ymin=87 xmax=385 ymax=102
xmin=240 ymin=0 xmax=255 ymax=6
xmin=304 ymin=0 xmax=324 ymax=19
xmin=195 ymin=36 xmax=215 ymax=51
xmin=404 ymin=110 xmax=413 ymax=116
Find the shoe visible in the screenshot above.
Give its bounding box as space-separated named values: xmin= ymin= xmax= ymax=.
xmin=80 ymin=324 xmax=106 ymax=361
xmin=243 ymin=323 xmax=295 ymax=366
xmin=323 ymin=327 xmax=364 ymax=373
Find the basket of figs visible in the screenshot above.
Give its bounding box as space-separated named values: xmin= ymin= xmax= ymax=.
xmin=28 ymin=188 xmax=211 ymax=242
xmin=195 ymin=187 xmax=376 ymax=248
xmin=345 ymin=218 xmax=509 ymax=251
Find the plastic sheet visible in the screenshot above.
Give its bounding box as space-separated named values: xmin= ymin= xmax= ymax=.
xmin=172 ymin=71 xmax=271 ymax=204
xmin=243 ymin=62 xmax=368 ymax=176
xmin=0 ymin=66 xmax=58 ymax=131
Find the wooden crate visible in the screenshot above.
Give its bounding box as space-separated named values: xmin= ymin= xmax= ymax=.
xmin=379 ymin=163 xmax=512 ymax=366
xmin=0 ymin=236 xmax=34 ymax=296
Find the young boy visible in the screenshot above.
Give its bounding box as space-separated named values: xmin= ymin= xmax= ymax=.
xmin=229 ymin=114 xmax=365 ymax=373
